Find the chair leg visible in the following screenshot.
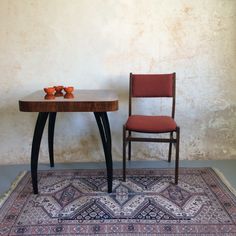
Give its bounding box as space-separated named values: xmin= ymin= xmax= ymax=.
xmin=128 ymin=131 xmax=131 ymax=160
xmin=175 ymin=127 xmax=180 ymax=184
xmin=123 ymin=125 xmax=127 ymax=181
xmin=168 ymin=132 xmax=173 ymax=162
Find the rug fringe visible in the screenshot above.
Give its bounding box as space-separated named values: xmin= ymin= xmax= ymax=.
xmin=213 ymin=167 xmax=236 ymax=196
xmin=0 ymin=171 xmax=27 ymax=208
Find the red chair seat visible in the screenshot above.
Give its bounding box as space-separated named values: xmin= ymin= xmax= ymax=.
xmin=126 ymin=115 xmax=177 ymax=133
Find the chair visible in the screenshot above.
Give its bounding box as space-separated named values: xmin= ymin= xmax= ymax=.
xmin=123 ymin=72 xmax=180 ymax=184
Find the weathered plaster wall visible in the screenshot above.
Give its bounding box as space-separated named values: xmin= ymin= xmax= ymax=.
xmin=0 ymin=0 xmax=235 ymax=164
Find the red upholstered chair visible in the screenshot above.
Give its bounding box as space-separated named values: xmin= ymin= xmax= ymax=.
xmin=123 ymin=73 xmax=180 ymax=184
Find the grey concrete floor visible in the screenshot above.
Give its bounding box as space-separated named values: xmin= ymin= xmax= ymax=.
xmin=0 ymin=160 xmax=236 ymax=195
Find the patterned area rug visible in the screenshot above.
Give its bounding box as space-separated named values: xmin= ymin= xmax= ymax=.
xmin=1 ymin=168 xmax=236 ymax=235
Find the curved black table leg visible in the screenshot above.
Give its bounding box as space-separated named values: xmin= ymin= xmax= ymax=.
xmin=48 ymin=112 xmax=57 ymax=167
xmin=94 ymin=112 xmax=113 ymax=193
xmin=31 ymin=112 xmax=49 ymax=194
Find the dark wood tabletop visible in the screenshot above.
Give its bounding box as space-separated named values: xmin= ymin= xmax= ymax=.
xmin=19 ymin=89 xmax=119 ymax=112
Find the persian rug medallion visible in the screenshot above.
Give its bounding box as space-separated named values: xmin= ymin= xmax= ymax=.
xmin=1 ymin=168 xmax=236 ymax=235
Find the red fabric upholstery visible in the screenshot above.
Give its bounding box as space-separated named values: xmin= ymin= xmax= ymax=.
xmin=126 ymin=115 xmax=177 ymax=133
xmin=132 ymin=74 xmax=174 ymax=97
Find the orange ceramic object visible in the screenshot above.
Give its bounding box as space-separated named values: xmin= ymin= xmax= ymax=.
xmin=64 ymin=86 xmax=74 ymax=94
xmin=54 ymin=86 xmax=64 ymax=92
xmin=44 ymin=87 xmax=55 ymax=95
xmin=54 ymin=86 xmax=64 ymax=97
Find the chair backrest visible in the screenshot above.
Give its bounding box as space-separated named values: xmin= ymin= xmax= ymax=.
xmin=129 ymin=73 xmax=176 ymax=117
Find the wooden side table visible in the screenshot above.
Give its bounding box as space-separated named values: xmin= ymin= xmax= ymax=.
xmin=19 ymin=90 xmax=119 ymax=194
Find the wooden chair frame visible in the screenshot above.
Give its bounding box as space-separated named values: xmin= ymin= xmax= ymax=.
xmin=123 ymin=72 xmax=180 ymax=184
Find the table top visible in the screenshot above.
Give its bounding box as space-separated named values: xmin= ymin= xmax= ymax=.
xmin=19 ymin=90 xmax=119 ymax=112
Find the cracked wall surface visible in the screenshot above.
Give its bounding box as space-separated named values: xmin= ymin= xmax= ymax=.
xmin=0 ymin=0 xmax=235 ymax=164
